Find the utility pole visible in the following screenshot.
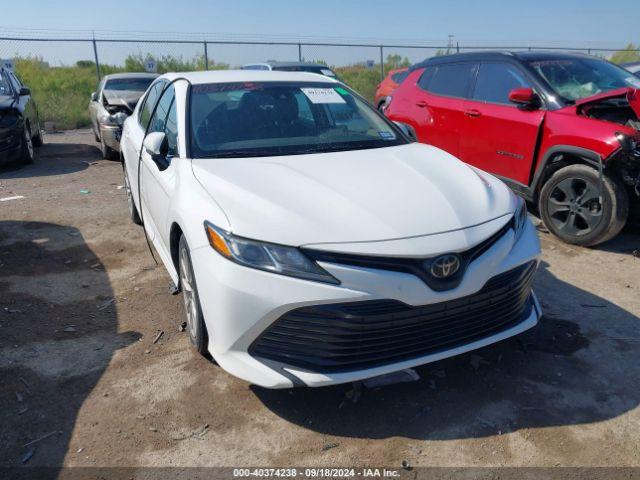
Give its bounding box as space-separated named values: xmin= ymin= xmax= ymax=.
xmin=447 ymin=34 xmax=454 ymax=55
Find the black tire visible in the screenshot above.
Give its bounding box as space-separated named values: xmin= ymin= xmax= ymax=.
xmin=20 ymin=124 xmax=35 ymax=165
xmin=539 ymin=164 xmax=628 ymax=246
xmin=100 ymin=137 xmax=116 ymax=160
xmin=32 ymin=125 xmax=44 ymax=147
xmin=122 ymin=165 xmax=143 ymax=225
xmin=178 ymin=235 xmax=209 ymax=356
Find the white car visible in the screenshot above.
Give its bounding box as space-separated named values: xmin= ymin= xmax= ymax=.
xmin=121 ymin=70 xmax=542 ymax=389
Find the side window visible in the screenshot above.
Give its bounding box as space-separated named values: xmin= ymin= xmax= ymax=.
xmin=148 ymin=85 xmax=178 ymax=157
xmin=9 ymin=72 xmax=22 ymax=89
xmin=165 ymin=99 xmax=178 ymax=156
xmin=138 ymin=81 xmax=164 ymax=129
xmin=417 ymin=68 xmax=434 ymax=90
xmin=472 ymin=63 xmax=531 ymax=105
xmin=391 ymin=71 xmax=408 ymax=84
xmin=427 ymin=63 xmax=475 ymax=98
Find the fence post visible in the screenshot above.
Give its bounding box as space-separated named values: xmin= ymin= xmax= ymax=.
xmin=379 ymin=45 xmax=384 ymax=81
xmin=204 ymin=41 xmax=209 ymax=70
xmin=92 ymin=37 xmax=101 ymax=82
xmin=298 ymin=43 xmax=302 ymax=62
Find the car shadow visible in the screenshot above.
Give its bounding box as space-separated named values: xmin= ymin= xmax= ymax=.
xmin=0 ymin=221 xmax=140 ymax=471
xmin=0 ymin=142 xmax=98 ymax=179
xmin=251 ymin=261 xmax=639 ymax=440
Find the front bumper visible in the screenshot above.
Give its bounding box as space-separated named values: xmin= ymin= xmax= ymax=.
xmin=189 ymin=218 xmax=542 ymax=388
xmin=0 ymin=126 xmax=22 ymax=165
xmin=99 ymin=124 xmax=122 ymax=152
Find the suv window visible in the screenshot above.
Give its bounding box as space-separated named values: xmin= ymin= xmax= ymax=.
xmin=148 ymin=85 xmax=178 ymax=156
xmin=426 ymin=63 xmax=474 ymax=98
xmin=391 ymin=71 xmax=408 ymax=84
xmin=138 ymin=81 xmax=165 ymax=129
xmin=473 ymin=63 xmax=531 ymax=105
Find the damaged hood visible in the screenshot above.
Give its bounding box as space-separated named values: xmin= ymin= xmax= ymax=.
xmin=102 ymin=89 xmax=144 ymax=111
xmin=0 ymin=95 xmax=16 ymax=110
xmin=575 ymin=87 xmax=640 ymax=117
xmin=191 ymin=143 xmax=515 ymax=247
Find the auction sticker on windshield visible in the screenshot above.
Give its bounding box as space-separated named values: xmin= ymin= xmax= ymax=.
xmin=301 ymin=87 xmax=346 ymax=104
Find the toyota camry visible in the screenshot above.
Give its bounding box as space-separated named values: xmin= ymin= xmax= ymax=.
xmin=120 ymin=70 xmax=541 ymax=388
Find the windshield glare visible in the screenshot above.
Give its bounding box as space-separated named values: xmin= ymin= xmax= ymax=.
xmin=0 ymin=72 xmax=12 ymax=96
xmin=190 ymin=82 xmax=406 ymax=158
xmin=105 ymin=78 xmax=155 ymax=92
xmin=528 ymin=58 xmax=640 ymax=102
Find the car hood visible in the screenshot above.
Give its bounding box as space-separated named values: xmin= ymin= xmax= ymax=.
xmin=574 ymin=87 xmax=640 ymax=117
xmin=102 ymin=89 xmax=143 ymax=111
xmin=191 ymin=143 xmax=515 ymax=247
xmin=0 ymin=94 xmax=16 ymax=110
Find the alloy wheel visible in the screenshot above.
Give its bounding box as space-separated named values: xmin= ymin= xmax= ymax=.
xmin=547 ymin=177 xmax=603 ymax=237
xmin=179 ymin=246 xmax=199 ymax=342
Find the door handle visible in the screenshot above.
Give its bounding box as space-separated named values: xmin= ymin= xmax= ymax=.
xmin=415 ymin=100 xmax=428 ymax=108
xmin=464 ymin=109 xmax=482 ymax=118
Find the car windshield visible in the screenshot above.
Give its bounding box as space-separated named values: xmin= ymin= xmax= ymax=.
xmin=528 ymin=58 xmax=640 ymax=102
xmin=104 ymin=78 xmax=155 ymax=92
xmin=0 ymin=71 xmax=12 ymax=96
xmin=190 ymin=81 xmax=406 ymax=158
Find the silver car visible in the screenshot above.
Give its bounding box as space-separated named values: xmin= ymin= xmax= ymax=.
xmin=89 ymin=72 xmax=158 ymax=159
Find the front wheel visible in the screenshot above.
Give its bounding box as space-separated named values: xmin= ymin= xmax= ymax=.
xmin=20 ymin=125 xmax=35 ymax=165
xmin=539 ymin=164 xmax=628 ymax=246
xmin=178 ymin=236 xmax=209 ymax=356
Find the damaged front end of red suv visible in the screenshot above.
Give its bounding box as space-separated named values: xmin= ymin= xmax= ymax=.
xmin=576 ymin=88 xmax=640 ymax=195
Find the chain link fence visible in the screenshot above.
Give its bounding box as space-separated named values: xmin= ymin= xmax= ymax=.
xmin=1 ymin=35 xmax=638 ymax=129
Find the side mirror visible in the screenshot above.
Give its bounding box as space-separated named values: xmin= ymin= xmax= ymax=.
xmin=508 ymin=87 xmax=538 ymax=109
xmin=393 ymin=121 xmax=416 ymax=142
xmin=19 ymin=87 xmax=31 ymax=96
xmin=90 ymin=91 xmax=98 ymax=102
xmin=143 ymin=132 xmax=169 ymax=169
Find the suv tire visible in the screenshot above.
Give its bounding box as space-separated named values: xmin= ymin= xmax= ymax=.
xmin=539 ymin=164 xmax=628 ymax=246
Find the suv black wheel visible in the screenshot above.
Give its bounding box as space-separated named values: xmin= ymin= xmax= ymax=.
xmin=32 ymin=125 xmax=44 ymax=147
xmin=539 ymin=164 xmax=628 ymax=246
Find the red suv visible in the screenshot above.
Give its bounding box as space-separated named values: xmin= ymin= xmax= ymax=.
xmin=374 ymin=67 xmax=408 ymax=111
xmin=385 ymin=51 xmax=640 ymax=246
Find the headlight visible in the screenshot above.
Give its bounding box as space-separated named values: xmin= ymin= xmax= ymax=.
xmin=204 ymin=221 xmax=339 ymax=284
xmin=615 ymin=132 xmax=639 ymax=156
xmin=513 ymin=196 xmax=528 ymax=242
xmin=99 ymin=111 xmax=127 ymax=126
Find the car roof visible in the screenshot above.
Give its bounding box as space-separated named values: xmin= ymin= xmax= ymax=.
xmin=160 ymin=69 xmax=339 ymax=85
xmin=246 ymin=61 xmax=334 ymax=69
xmin=411 ymin=50 xmax=598 ymax=70
xmin=103 ymin=72 xmax=160 ymax=81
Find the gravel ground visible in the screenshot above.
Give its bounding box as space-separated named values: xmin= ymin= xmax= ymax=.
xmin=1 ymin=130 xmax=639 ymax=476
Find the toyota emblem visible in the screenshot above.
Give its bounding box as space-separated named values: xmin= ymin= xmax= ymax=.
xmin=430 ymin=254 xmax=461 ymax=279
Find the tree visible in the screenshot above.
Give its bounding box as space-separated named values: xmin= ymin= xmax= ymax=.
xmin=610 ymin=43 xmax=640 ymax=64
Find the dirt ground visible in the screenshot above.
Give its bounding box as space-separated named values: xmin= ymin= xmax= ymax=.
xmin=1 ymin=130 xmax=640 ymax=475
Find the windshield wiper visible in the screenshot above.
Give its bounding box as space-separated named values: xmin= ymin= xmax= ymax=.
xmin=203 ymin=149 xmax=283 ymax=158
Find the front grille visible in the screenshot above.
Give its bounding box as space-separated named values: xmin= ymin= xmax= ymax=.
xmin=302 ymin=217 xmax=514 ymax=292
xmin=250 ymin=261 xmax=537 ymax=373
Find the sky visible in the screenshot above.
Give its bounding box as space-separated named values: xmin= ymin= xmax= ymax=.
xmin=2 ymin=0 xmax=639 ymax=67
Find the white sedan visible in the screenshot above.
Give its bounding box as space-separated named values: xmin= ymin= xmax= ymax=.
xmin=120 ymin=70 xmax=542 ymax=388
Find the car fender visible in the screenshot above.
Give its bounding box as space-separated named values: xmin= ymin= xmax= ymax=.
xmin=164 ymin=158 xmax=231 ymax=277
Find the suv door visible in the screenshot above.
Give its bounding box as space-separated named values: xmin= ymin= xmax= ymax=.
xmin=459 ymin=62 xmax=545 ymax=184
xmin=410 ymin=62 xmax=475 ymax=157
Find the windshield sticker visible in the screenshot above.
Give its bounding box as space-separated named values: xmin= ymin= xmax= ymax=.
xmin=334 ymin=86 xmax=349 ymax=96
xmin=379 ymin=131 xmax=396 ymax=140
xmin=301 ymin=87 xmax=346 ymax=104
